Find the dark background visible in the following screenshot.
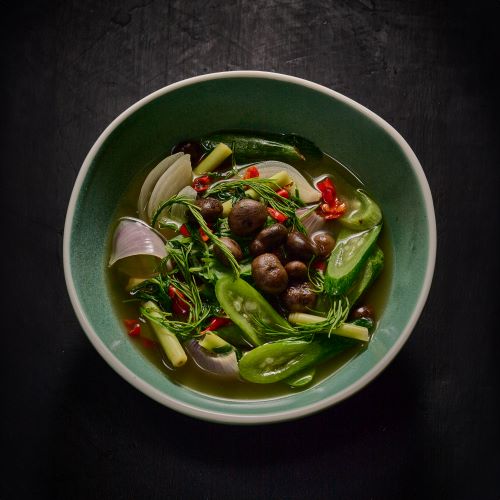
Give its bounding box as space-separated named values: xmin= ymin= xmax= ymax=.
xmin=2 ymin=1 xmax=499 ymax=499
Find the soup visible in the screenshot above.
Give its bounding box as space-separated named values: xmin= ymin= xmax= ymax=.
xmin=107 ymin=131 xmax=390 ymax=399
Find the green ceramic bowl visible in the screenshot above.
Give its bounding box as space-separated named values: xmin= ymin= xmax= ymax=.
xmin=64 ymin=71 xmax=436 ymax=424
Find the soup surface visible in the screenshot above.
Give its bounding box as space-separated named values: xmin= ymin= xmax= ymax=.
xmin=107 ymin=133 xmax=391 ymax=400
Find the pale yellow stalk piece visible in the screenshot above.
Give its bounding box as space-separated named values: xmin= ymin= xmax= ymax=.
xmin=143 ymin=301 xmax=187 ymax=367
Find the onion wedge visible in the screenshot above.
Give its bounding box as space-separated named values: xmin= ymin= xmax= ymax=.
xmin=251 ymin=161 xmax=321 ymax=203
xmin=184 ymin=340 xmax=239 ymax=378
xmin=109 ymin=217 xmax=167 ymax=277
xmin=146 ymin=154 xmax=193 ymax=223
xmin=137 ymin=152 xmax=183 ymax=221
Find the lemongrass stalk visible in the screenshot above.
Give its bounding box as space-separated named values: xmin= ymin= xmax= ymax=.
xmin=222 ymin=170 xmax=292 ymax=216
xmin=193 ymin=143 xmax=232 ymax=175
xmin=245 ymin=170 xmax=292 ymax=198
xmin=143 ymin=301 xmax=187 ymax=367
xmin=288 ymin=312 xmax=369 ymax=342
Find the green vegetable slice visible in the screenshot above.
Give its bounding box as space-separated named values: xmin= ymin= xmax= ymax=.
xmin=286 ymin=367 xmax=316 ymax=388
xmin=215 ymin=277 xmax=290 ymax=346
xmin=339 ymin=189 xmax=382 ymax=230
xmin=239 ymin=338 xmax=352 ymax=384
xmin=200 ymin=131 xmax=321 ymax=162
xmin=324 ymin=225 xmax=381 ymax=296
xmin=347 ymin=246 xmax=384 ymax=306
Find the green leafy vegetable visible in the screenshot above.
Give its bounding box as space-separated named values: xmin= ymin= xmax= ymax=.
xmin=207 ymin=178 xmax=306 ymax=232
xmin=324 ymin=225 xmax=382 ymax=296
xmin=215 ymin=276 xmax=290 ymax=346
xmin=238 ymin=337 xmax=353 ymax=384
xmin=200 ymin=131 xmax=322 ymax=162
xmin=151 ymin=194 xmax=240 ymax=276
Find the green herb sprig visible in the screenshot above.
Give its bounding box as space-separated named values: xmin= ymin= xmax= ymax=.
xmin=207 ymin=178 xmax=306 ymax=232
xmin=252 ymin=297 xmax=350 ymax=340
xmin=151 ymin=194 xmax=240 ymax=276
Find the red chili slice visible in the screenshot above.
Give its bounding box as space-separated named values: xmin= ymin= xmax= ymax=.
xmin=201 ymin=317 xmax=232 ymax=334
xmin=267 ymin=207 xmax=288 ymax=223
xmin=243 ymin=165 xmax=260 ymax=179
xmin=312 ymin=260 xmax=327 ymax=272
xmin=124 ymin=319 xmax=141 ymax=337
xmin=199 ymin=227 xmax=209 ymax=242
xmin=192 ymin=175 xmax=211 ymax=192
xmin=316 ymin=177 xmax=346 ymax=219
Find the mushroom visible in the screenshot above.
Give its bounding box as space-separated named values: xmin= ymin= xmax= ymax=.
xmin=285 ymin=231 xmax=316 ymax=261
xmin=228 ymin=199 xmax=268 ymax=236
xmin=281 ymin=282 xmax=317 ymax=312
xmin=196 ymin=197 xmax=223 ymax=222
xmin=251 ymin=253 xmax=288 ymax=294
xmin=213 ymin=237 xmax=243 ymax=267
xmin=311 ymin=231 xmax=336 ymax=259
xmin=284 ymin=261 xmax=308 ymax=282
xmin=250 ymin=223 xmax=288 ymax=256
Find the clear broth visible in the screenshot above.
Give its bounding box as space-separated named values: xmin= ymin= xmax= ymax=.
xmin=106 ymin=150 xmax=392 ymax=400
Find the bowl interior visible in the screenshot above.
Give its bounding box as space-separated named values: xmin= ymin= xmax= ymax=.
xmin=65 ymin=74 xmax=434 ymax=423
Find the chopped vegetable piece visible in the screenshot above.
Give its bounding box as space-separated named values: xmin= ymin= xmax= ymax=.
xmin=124 ymin=319 xmax=141 ymax=337
xmin=199 ymin=227 xmax=209 ymax=242
xmin=198 ymin=332 xmax=233 ymax=354
xmin=168 ymin=285 xmax=190 ymax=318
xmin=324 ymin=225 xmax=381 ymax=296
xmin=339 ymin=189 xmax=382 ymax=230
xmin=286 ymin=367 xmax=316 ymax=388
xmin=267 ymin=207 xmax=288 ymax=222
xmin=347 ymin=246 xmax=384 ymax=306
xmin=179 ymin=224 xmax=190 ymax=236
xmin=288 ymin=312 xmax=370 ymax=342
xmin=276 ymin=188 xmax=289 ymax=198
xmin=201 ymin=317 xmax=233 ymax=334
xmin=193 ymin=143 xmax=232 ymax=175
xmin=142 ymin=301 xmax=187 ymax=367
xmin=200 ymin=132 xmax=322 ymax=163
xmin=238 ymin=338 xmax=352 ymax=383
xmin=215 ymin=276 xmax=290 ymax=346
xmin=316 ymin=177 xmax=347 ymax=219
xmin=243 ymin=165 xmax=260 ymax=179
xmin=312 ymin=260 xmax=327 ymax=272
xmin=215 ymin=322 xmax=252 ymax=348
xmin=192 ymin=175 xmax=211 ymax=192
xmin=221 ymin=170 xmax=293 ymax=216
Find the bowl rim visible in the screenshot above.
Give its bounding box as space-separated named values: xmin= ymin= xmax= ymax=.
xmin=63 ymin=70 xmax=437 ymax=424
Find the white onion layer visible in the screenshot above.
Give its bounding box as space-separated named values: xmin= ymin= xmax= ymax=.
xmin=137 ymin=152 xmax=183 ymax=221
xmin=109 ymin=217 xmax=167 ymax=277
xmin=254 ymin=161 xmax=321 ymax=203
xmin=184 ymin=340 xmax=239 ymax=378
xmin=146 ymin=154 xmax=193 ymax=223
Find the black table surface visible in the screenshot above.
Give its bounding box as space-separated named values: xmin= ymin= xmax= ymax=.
xmin=2 ymin=1 xmax=499 ymax=499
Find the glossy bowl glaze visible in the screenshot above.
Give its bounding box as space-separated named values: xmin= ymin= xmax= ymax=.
xmin=64 ymin=71 xmax=436 ymax=424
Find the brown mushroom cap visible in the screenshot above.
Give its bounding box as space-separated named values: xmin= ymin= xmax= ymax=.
xmin=213 ymin=237 xmax=243 ymax=267
xmin=251 ymin=253 xmax=288 ymax=294
xmin=250 ymin=223 xmax=288 ymax=256
xmin=195 ymin=197 xmax=223 ymax=222
xmin=281 ymin=282 xmax=317 ymax=312
xmin=284 ymin=261 xmax=309 ymax=282
xmin=285 ymin=231 xmax=317 ymax=261
xmin=228 ymin=199 xmax=268 ymax=236
xmin=311 ymin=231 xmax=336 ymax=259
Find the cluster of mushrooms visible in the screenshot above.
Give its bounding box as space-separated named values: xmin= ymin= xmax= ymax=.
xmin=195 ymin=196 xmax=336 ymax=313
